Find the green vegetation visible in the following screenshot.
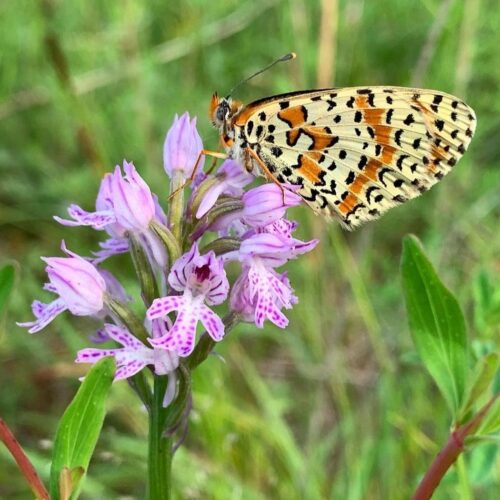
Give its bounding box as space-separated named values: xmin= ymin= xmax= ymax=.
xmin=0 ymin=0 xmax=498 ymax=497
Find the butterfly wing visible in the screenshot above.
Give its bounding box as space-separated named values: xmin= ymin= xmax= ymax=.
xmin=234 ymin=87 xmax=476 ymax=229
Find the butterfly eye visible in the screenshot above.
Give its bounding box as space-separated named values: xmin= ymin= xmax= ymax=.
xmin=216 ymin=104 xmax=227 ymax=122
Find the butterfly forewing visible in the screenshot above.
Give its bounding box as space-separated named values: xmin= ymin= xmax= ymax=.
xmin=235 ymin=86 xmax=476 ymax=229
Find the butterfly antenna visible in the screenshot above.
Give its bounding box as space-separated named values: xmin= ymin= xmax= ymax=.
xmin=227 ymin=52 xmax=296 ymax=98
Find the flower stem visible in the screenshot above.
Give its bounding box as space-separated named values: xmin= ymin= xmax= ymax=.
xmin=164 ymin=364 xmax=191 ymax=434
xmin=0 ymin=418 xmax=49 ymax=500
xmin=147 ymin=375 xmax=173 ymax=500
xmin=129 ymin=234 xmax=159 ymax=306
xmin=169 ymin=170 xmax=185 ymax=244
xmin=413 ymin=394 xmax=498 ymax=499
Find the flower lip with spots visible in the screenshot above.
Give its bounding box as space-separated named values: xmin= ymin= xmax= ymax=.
xmin=227 ymin=218 xmax=316 ymax=328
xmin=76 ymin=323 xmax=179 ymax=382
xmin=147 ymin=243 xmax=229 ymax=357
xmin=230 ymin=264 xmax=298 ymax=328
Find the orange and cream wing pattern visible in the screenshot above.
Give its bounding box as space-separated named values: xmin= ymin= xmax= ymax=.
xmin=234 ymin=87 xmax=476 ymax=229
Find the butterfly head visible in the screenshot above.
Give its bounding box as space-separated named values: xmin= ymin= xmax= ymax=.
xmin=209 ymin=93 xmax=242 ymax=130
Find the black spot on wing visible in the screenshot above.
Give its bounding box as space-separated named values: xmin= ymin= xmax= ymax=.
xmin=345 ymin=171 xmax=355 ymax=184
xmin=377 ymin=167 xmax=392 ymax=187
xmin=271 ymin=147 xmax=283 ymax=158
xmin=358 ymin=155 xmax=368 ymax=170
xmin=435 ymin=119 xmax=445 ymax=132
xmin=366 ymin=186 xmax=378 ymax=203
xmin=403 ymin=114 xmax=415 ymax=126
xmin=395 ymin=130 xmax=403 ymax=147
xmin=320 ymin=179 xmax=337 ymax=196
xmin=396 ymin=154 xmax=409 ymax=170
xmin=246 ymin=121 xmax=254 ymax=136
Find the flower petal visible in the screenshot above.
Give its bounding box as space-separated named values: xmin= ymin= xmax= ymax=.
xmin=17 ymin=298 xmax=68 ymax=333
xmin=104 ymin=323 xmax=145 ymax=350
xmin=54 ymin=204 xmax=116 ymax=229
xmin=147 ymin=295 xmax=186 ymax=320
xmin=92 ymin=237 xmax=129 ymax=263
xmin=195 ymin=182 xmax=226 ymax=218
xmin=115 ymin=360 xmax=149 ymax=380
xmin=198 ymin=304 xmax=225 ymax=341
xmin=149 ymin=307 xmax=197 ymax=357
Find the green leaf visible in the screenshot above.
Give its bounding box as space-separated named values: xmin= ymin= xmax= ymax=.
xmin=475 ymin=395 xmax=500 ymax=437
xmin=458 ymin=353 xmax=499 ymax=423
xmin=49 ymin=357 xmax=115 ymax=499
xmin=0 ymin=264 xmax=15 ymax=316
xmin=401 ymin=235 xmax=469 ymax=417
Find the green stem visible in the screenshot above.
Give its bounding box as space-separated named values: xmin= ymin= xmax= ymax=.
xmin=129 ymin=234 xmax=159 ymax=306
xmin=413 ymin=394 xmax=498 ymax=500
xmin=164 ymin=365 xmax=191 ymax=434
xmin=106 ymin=298 xmax=149 ymax=343
xmin=169 ymin=171 xmax=185 ymax=243
xmin=147 ymin=376 xmax=173 ymax=500
xmin=128 ymin=371 xmax=152 ymax=411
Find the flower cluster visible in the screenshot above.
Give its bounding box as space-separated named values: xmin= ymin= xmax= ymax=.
xmin=18 ymin=112 xmax=318 ymax=404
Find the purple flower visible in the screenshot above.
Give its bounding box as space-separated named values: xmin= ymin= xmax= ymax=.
xmin=147 ymin=243 xmax=229 ymax=356
xmin=17 ymin=242 xmax=107 ymax=333
xmin=227 ymin=218 xmax=318 ymax=328
xmin=195 ymin=160 xmax=253 ymax=218
xmin=240 ymin=184 xmax=302 ymax=227
xmin=54 ymin=161 xmax=156 ymax=234
xmin=210 ymin=184 xmax=302 ymax=233
xmin=163 ymin=112 xmax=204 ymax=179
xmin=54 ymin=173 xmax=118 ymax=233
xmin=55 ymin=161 xmax=167 ymax=266
xmin=228 ymin=218 xmax=319 ymax=267
xmin=109 ymin=161 xmax=156 ymax=232
xmin=92 ymin=237 xmax=130 ymax=264
xmin=230 ymin=264 xmax=297 ymax=328
xmin=76 ymin=323 xmax=179 ymax=381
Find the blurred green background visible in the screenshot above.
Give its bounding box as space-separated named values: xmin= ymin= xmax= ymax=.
xmin=1 ymin=0 xmax=499 ymax=498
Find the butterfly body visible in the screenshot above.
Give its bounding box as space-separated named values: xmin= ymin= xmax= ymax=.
xmin=210 ymin=86 xmax=476 ymax=229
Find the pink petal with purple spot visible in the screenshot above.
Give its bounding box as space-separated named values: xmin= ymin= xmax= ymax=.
xmin=17 ymin=298 xmax=68 ymax=333
xmin=198 ymin=304 xmax=225 ymax=341
xmin=147 ymin=295 xmax=185 ymax=320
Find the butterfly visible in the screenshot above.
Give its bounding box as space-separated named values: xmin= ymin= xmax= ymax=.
xmin=209 ymin=61 xmax=476 ymax=230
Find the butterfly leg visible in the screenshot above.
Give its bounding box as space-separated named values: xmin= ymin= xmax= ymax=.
xmin=245 ymin=147 xmax=289 ymax=204
xmin=168 ymin=149 xmax=228 ymax=200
